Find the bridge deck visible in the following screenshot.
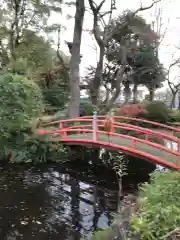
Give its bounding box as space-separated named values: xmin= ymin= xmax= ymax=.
xmin=44 ymin=132 xmax=179 ymax=165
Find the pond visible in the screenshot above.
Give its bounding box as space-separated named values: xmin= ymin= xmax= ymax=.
xmin=0 ymin=161 xmax=121 ymax=240
xmin=0 ymin=152 xmax=152 ymax=240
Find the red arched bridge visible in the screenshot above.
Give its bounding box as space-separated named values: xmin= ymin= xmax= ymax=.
xmin=37 ymin=115 xmax=180 ymax=170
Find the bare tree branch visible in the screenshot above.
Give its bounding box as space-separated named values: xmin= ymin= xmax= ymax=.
xmin=165 ymin=56 xmax=180 ymax=107
xmin=97 ymin=0 xmax=106 ymax=12
xmin=151 ymin=1 xmax=170 ymax=54
xmin=88 ymin=0 xmax=105 ymax=47
xmin=134 ymin=0 xmax=161 ymax=15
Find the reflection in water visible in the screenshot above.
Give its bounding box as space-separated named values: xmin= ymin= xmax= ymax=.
xmin=0 ymin=164 xmax=118 ymax=240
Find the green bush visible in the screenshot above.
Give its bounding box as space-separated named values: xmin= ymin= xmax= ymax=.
xmin=0 ymin=73 xmax=44 ymax=153
xmin=4 ymin=135 xmax=69 ymax=164
xmin=143 ymin=101 xmax=169 ymax=123
xmin=80 ymin=98 xmax=95 ymax=116
xmin=43 ymin=86 xmax=69 ymax=114
xmin=168 ymin=109 xmax=180 ymax=122
xmin=131 ymin=171 xmax=180 ymax=239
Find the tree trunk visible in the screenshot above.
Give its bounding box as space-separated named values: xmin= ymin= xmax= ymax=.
xmin=90 ymin=43 xmax=105 ymax=105
xmin=171 ymin=93 xmax=176 ymax=108
xmin=123 ymin=83 xmax=131 ymax=105
xmin=149 ymin=88 xmax=154 ymax=101
xmin=68 ymin=0 xmax=85 ymax=118
xmin=133 ymin=83 xmax=138 ymax=103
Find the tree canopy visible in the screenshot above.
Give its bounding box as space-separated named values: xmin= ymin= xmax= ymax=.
xmin=84 ymin=9 xmax=165 ymax=111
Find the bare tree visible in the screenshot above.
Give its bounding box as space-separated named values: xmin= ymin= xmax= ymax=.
xmin=166 ymin=57 xmax=180 ymax=108
xmin=151 ymin=0 xmax=170 ymax=58
xmin=88 ymin=0 xmax=161 ymax=112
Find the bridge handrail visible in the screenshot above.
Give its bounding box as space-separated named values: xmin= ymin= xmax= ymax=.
xmin=61 ymin=138 xmax=178 ymax=170
xmin=43 ymin=117 xmax=180 ymax=143
xmin=86 ymin=116 xmax=180 ymax=133
xmin=40 ymin=128 xmax=180 ymax=159
xmin=61 ymin=122 xmax=179 ymax=143
xmin=44 ymin=115 xmax=180 ymax=133
xmin=113 ymin=122 xmax=180 ymax=143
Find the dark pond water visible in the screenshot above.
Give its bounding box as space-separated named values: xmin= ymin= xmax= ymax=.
xmin=0 ymin=162 xmax=120 ymax=240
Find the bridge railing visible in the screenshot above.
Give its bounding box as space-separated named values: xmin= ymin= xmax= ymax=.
xmin=43 ymin=117 xmax=180 ymax=146
xmin=39 ymin=117 xmax=180 ymax=150
xmin=43 ymin=117 xmax=180 ymax=148
xmin=43 ymin=115 xmax=180 ymax=140
xmin=39 ymin=127 xmax=180 ymax=169
xmin=55 ymin=115 xmax=180 ymax=134
xmin=62 ymin=121 xmax=179 ymax=143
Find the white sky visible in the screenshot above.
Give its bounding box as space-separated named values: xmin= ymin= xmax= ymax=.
xmin=49 ymin=0 xmax=180 ymax=91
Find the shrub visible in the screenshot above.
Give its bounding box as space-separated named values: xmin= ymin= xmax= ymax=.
xmin=0 ymin=73 xmax=70 ymax=164
xmin=0 ymin=73 xmax=44 ymax=155
xmin=80 ymin=98 xmax=95 ymax=116
xmin=4 ymin=135 xmax=69 ymax=164
xmin=116 ymin=104 xmax=145 ymax=118
xmin=0 ymin=73 xmax=44 ymax=138
xmin=131 ymin=171 xmax=180 ymax=239
xmin=143 ymin=101 xmax=169 ymax=123
xmin=168 ymin=109 xmax=180 ymax=122
xmin=43 ymin=86 xmax=69 ymax=114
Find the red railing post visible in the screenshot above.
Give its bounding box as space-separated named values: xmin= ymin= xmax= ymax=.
xmin=178 ymin=140 xmax=180 ymax=169
xmin=145 ymin=134 xmax=148 ymax=142
xmin=59 ymin=122 xmax=64 ymax=136
xmin=63 ymin=128 xmax=67 ymax=140
xmin=96 ymin=121 xmax=99 ymax=141
xmin=111 ymin=117 xmax=114 ymax=133
xmin=132 ymin=139 xmax=136 ymax=150
xmin=92 ymin=111 xmax=97 ymax=141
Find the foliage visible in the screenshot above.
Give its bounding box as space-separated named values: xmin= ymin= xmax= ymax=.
xmin=168 ymin=109 xmax=180 ymax=122
xmin=92 ymin=228 xmax=114 ymax=240
xmin=143 ymin=101 xmax=169 ymax=123
xmin=131 ymin=171 xmax=180 ymax=240
xmin=79 ymin=98 xmax=95 ymax=116
xmin=13 ymin=32 xmax=70 ymax=113
xmin=0 ymin=73 xmax=44 ymax=159
xmin=0 ymin=0 xmax=63 ymax=66
xmin=4 ymin=135 xmax=69 ymax=164
xmin=0 ymin=73 xmax=44 ymax=142
xmin=116 ymin=104 xmax=145 ymax=118
xmin=0 ymin=0 xmax=69 ymax=115
xmin=7 ymin=31 xmax=53 ymax=74
xmin=33 ymin=39 xmax=70 ymax=113
xmin=43 ymin=85 xmax=69 ymax=114
xmin=0 ymin=72 xmax=69 ymax=163
xmin=0 ymin=0 xmax=70 ymax=163
xmin=131 ymin=43 xmax=165 ymax=91
xmin=84 ymin=9 xmax=165 ymax=109
xmin=105 ymin=11 xmax=165 ymax=104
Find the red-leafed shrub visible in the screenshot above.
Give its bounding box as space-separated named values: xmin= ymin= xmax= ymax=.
xmin=116 ymin=104 xmax=145 ymax=118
